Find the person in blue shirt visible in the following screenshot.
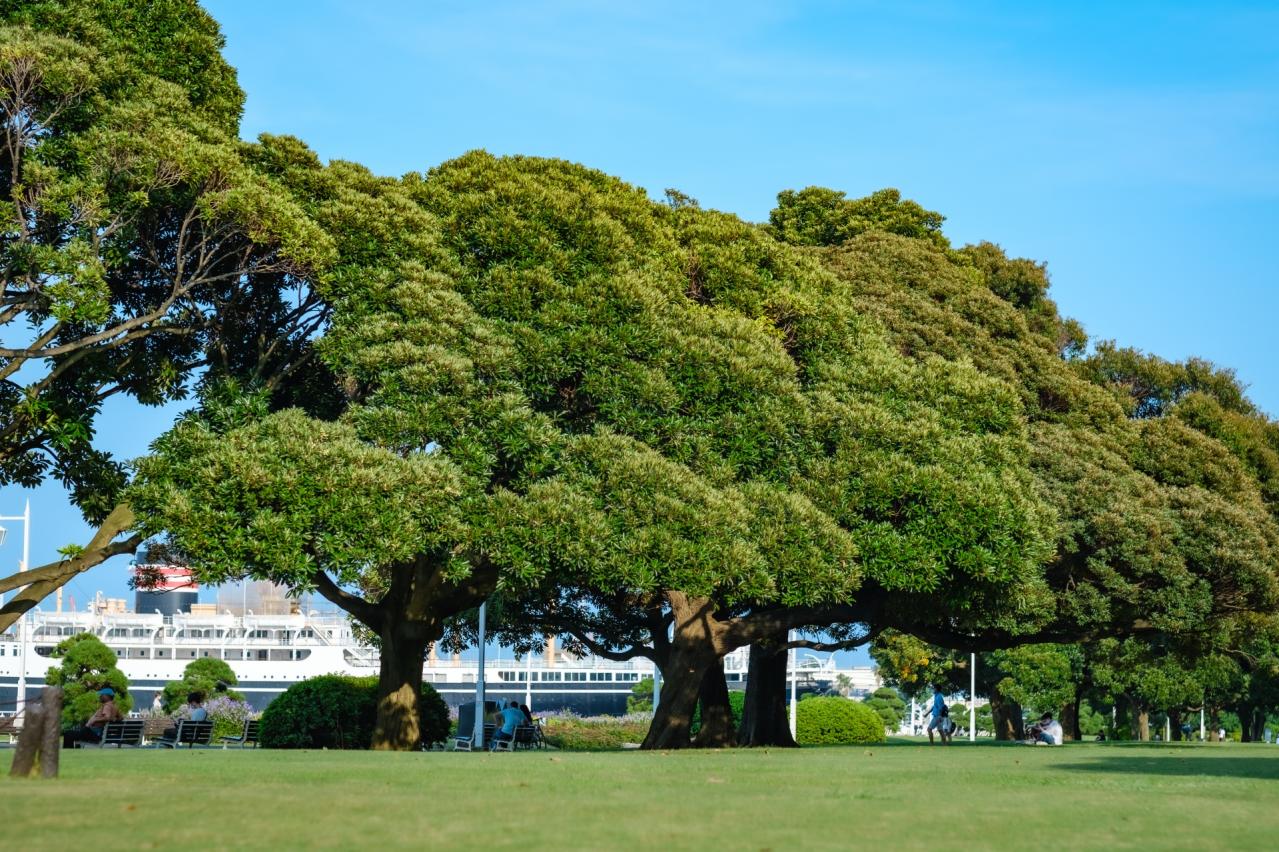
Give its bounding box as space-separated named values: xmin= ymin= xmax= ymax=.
xmin=925 ymin=686 xmax=951 ymax=745
xmin=490 ymin=700 xmax=525 ymax=750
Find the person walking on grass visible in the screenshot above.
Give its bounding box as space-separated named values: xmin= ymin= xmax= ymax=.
xmin=926 ymin=686 xmax=951 ymax=745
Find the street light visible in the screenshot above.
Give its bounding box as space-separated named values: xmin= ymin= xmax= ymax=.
xmin=969 ymin=651 xmax=977 ymax=743
xmin=0 ymin=501 xmax=31 ymax=724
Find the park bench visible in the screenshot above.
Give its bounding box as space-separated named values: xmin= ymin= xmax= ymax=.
xmin=492 ymin=724 xmax=544 ymax=752
xmin=142 ymin=717 xmax=170 ymax=744
xmin=76 ymin=719 xmax=145 ymax=748
xmin=220 ymin=718 xmax=260 ymax=748
xmin=453 ymin=723 xmax=495 ymax=751
xmin=513 ymin=724 xmax=543 ymax=750
xmin=0 ymin=714 xmax=19 ymax=745
xmin=154 ymin=719 xmax=214 ymax=749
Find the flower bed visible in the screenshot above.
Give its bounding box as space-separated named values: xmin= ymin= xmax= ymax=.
xmin=538 ymin=712 xmax=650 ymax=751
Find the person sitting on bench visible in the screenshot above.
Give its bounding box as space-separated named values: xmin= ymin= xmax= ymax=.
xmin=490 ymin=700 xmax=524 ymax=750
xmin=63 ymin=687 xmax=123 ymax=748
xmin=161 ymin=691 xmax=207 ymax=741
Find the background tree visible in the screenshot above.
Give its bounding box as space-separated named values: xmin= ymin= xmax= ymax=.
xmin=44 ymin=631 xmax=130 ymax=726
xmin=863 ymin=687 xmax=906 ymax=732
xmin=0 ymin=3 xmax=333 ymax=632
xmin=158 ymin=657 xmax=243 ymax=712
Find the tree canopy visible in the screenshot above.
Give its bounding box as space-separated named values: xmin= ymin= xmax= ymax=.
xmin=10 ymin=1 xmax=1277 ymax=754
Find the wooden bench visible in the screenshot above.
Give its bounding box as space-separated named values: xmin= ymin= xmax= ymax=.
xmin=154 ymin=719 xmax=214 ymax=749
xmin=0 ymin=714 xmax=20 ymax=745
xmin=219 ymin=718 xmax=260 ymax=748
xmin=75 ymin=719 xmax=145 ymax=748
xmin=142 ymin=717 xmax=170 ymax=744
xmin=513 ymin=724 xmax=543 ymax=750
xmin=453 ymin=723 xmax=495 ymax=751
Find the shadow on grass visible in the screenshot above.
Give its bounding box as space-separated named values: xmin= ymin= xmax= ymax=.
xmin=1059 ymin=755 xmax=1279 ymax=781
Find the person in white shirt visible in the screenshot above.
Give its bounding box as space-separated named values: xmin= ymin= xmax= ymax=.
xmin=1029 ymin=712 xmax=1063 ymax=745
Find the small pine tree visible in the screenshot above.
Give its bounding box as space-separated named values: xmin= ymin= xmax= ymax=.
xmin=45 ymin=633 xmax=132 ymax=727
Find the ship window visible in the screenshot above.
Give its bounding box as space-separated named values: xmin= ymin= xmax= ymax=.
xmin=258 ymin=650 xmax=269 ymax=660
xmin=156 ymin=650 xmax=166 ymax=657
xmin=589 ymin=673 xmax=611 ymax=681
xmin=293 ymin=650 xmax=311 ymax=661
xmin=541 ymin=672 xmax=561 ymax=682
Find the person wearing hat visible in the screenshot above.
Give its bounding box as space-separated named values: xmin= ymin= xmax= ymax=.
xmin=62 ymin=687 xmax=124 ymax=748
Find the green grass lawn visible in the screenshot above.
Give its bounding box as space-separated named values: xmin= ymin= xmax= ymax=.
xmin=4 ymin=741 xmax=1278 ymax=851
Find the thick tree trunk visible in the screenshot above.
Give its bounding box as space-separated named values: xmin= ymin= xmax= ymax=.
xmin=1169 ymin=708 xmax=1183 ymax=741
xmin=692 ymin=658 xmax=736 ymax=748
xmin=1237 ymin=704 xmax=1256 ymax=743
xmin=1060 ymin=700 xmax=1080 ymax=743
xmin=371 ymin=627 xmax=430 ymax=751
xmin=1208 ymin=709 xmax=1221 ymax=742
xmin=641 ymin=593 xmax=720 ymax=750
xmin=1130 ymin=699 xmax=1149 ymax=741
xmin=642 ymin=651 xmax=709 ymax=749
xmin=738 ymin=637 xmax=798 ymax=748
xmin=9 ymin=699 xmax=45 ymax=778
xmin=989 ymin=690 xmax=1023 ymax=741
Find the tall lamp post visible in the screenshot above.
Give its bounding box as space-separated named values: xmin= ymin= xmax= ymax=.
xmin=0 ymin=501 xmax=31 ymax=724
xmin=969 ymin=651 xmax=977 ymax=743
xmin=788 ymin=629 xmax=798 ymax=740
xmin=472 ymin=599 xmax=487 ymax=748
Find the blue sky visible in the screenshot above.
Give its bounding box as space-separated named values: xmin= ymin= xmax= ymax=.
xmin=3 ymin=2 xmax=1276 ymax=659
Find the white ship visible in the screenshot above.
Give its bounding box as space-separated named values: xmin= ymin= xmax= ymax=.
xmin=0 ymin=571 xmax=881 ymax=715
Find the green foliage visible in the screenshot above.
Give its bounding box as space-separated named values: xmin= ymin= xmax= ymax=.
xmin=627 ymin=677 xmax=654 ymax=713
xmin=159 ymin=657 xmax=243 ymax=713
xmin=539 ymin=715 xmax=650 ymax=751
xmin=795 ymin=697 xmax=885 ymax=745
xmin=0 ymin=11 xmax=332 ymax=518
xmin=690 ymin=690 xmax=746 ymax=735
xmin=44 ymin=632 xmax=132 ymax=726
xmin=259 ymin=675 xmax=449 ymax=750
xmin=988 ymin=644 xmax=1078 ymax=715
xmin=863 ymin=687 xmax=906 ymax=730
xmin=770 ymin=187 xmax=948 ymax=248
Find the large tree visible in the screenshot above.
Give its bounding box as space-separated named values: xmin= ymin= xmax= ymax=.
xmin=134 ymin=153 xmax=1054 ymax=750
xmin=0 ymin=4 xmax=332 ymax=631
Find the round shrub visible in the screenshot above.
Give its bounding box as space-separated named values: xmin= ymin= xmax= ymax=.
xmin=796 ymin=697 xmax=885 ymax=745
xmin=260 ymin=675 xmax=450 ymax=749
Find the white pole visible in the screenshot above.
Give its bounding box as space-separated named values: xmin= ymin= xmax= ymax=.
xmin=652 ymin=664 xmax=662 ymax=711
xmin=969 ymin=651 xmax=976 ymax=742
xmin=15 ymin=501 xmax=29 ymax=724
xmin=911 ymin=697 xmax=917 ymax=735
xmin=788 ymin=630 xmax=798 ymax=740
xmin=472 ymin=601 xmax=487 ymax=747
xmin=1165 ymin=716 xmax=1171 ymax=743
xmin=1200 ymin=707 xmax=1205 ymax=742
xmin=524 ymin=647 xmax=533 ymax=710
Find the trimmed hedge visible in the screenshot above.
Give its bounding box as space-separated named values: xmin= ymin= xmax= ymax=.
xmin=796 ymin=697 xmax=885 ymax=745
xmin=260 ymin=675 xmax=450 ymax=749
